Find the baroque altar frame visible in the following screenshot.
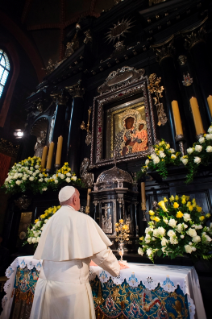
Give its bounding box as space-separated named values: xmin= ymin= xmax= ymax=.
xmin=90 ymin=72 xmax=157 ymax=168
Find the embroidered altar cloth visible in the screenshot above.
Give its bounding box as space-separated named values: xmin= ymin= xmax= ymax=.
xmin=1 ymin=256 xmax=206 ymax=319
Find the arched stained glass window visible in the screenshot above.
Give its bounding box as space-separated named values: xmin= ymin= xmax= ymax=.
xmin=0 ymin=50 xmax=10 ymax=98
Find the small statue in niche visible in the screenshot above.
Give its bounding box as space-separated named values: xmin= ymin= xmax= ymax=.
xmin=102 ymin=213 xmax=113 ymax=234
xmin=34 ymin=131 xmax=47 ymax=158
xmin=126 ymin=214 xmax=133 ymax=234
xmin=80 ymin=158 xmax=94 ymax=187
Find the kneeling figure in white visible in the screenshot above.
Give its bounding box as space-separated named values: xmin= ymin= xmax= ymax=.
xmin=30 ymin=186 xmax=120 ymax=319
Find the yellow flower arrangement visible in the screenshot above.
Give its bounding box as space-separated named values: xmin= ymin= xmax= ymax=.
xmin=188 ymin=206 xmax=194 ymax=212
xmin=176 ymin=211 xmax=184 ymax=218
xmin=139 ymin=194 xmax=212 ymax=263
xmin=173 ymin=202 xmax=179 ymax=209
xmin=158 ymin=201 xmax=168 ymax=212
xmin=149 ymin=210 xmax=155 ymax=216
xmin=196 ymin=206 xmax=202 ymax=213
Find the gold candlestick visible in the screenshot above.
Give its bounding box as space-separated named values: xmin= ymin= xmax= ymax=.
xmin=190 ymin=97 xmax=204 ymax=138
xmin=141 ymin=182 xmax=146 ymax=211
xmin=207 ymin=95 xmax=212 ymax=117
xmin=41 ymin=146 xmax=48 ymax=169
xmin=171 ymin=100 xmax=183 ymax=137
xmin=46 ymin=142 xmax=54 ymax=171
xmin=55 ymin=136 xmax=63 ymax=167
xmin=85 ymin=188 xmax=92 ymax=214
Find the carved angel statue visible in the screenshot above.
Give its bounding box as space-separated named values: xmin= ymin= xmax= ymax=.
xmin=43 ymin=59 xmax=55 ymax=75
xmin=34 ymin=131 xmax=47 ymax=158
xmin=80 ymin=158 xmax=94 ymax=188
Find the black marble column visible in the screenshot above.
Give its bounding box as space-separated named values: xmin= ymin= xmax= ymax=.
xmin=152 ymin=37 xmax=184 ymax=152
xmin=66 ymin=83 xmax=85 ymax=175
xmin=49 ymin=92 xmax=68 ymax=168
xmin=182 ymin=19 xmax=212 ymax=123
xmin=50 ymin=93 xmax=68 ymax=144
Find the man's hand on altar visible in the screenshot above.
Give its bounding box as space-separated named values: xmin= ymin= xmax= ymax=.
xmin=118 ymin=261 xmax=129 ymax=269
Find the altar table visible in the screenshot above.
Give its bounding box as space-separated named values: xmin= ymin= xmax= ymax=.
xmin=0 ymin=256 xmax=206 ymax=319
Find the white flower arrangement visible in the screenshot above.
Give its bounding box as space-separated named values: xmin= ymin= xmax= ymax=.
xmin=138 ymin=140 xmax=181 ymax=179
xmin=25 ymin=205 xmax=61 ymax=246
xmin=138 ymin=195 xmax=212 ymax=262
xmin=2 ymin=159 xmax=83 ymax=195
xmin=139 ymin=124 xmax=212 ymax=183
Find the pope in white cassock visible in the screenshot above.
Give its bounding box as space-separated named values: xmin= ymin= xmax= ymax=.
xmin=30 ymin=186 xmax=120 ymax=319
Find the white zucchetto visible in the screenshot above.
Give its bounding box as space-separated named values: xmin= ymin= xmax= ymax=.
xmin=58 ymin=186 xmax=76 ymax=202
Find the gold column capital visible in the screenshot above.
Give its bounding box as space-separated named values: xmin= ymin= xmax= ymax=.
xmin=181 ymin=16 xmax=208 ymax=50
xmin=65 ymin=80 xmax=85 ymax=98
xmin=50 ymin=92 xmax=68 ymax=105
xmin=151 ymin=35 xmax=175 ymax=64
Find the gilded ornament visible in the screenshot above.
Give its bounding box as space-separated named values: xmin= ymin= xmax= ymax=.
xmin=106 ymin=18 xmax=133 ymax=43
xmin=182 ymin=73 xmax=193 ymax=87
xmin=182 ymin=16 xmax=208 ymax=50
xmin=80 ymin=107 xmax=92 ymax=145
xmin=148 ymin=73 xmax=167 ymax=126
xmin=42 ymin=59 xmax=55 ymax=75
xmin=151 ymin=35 xmax=174 ymax=64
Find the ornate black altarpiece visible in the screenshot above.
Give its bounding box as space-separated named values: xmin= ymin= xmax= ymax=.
xmin=2 ymin=0 xmax=212 ymax=268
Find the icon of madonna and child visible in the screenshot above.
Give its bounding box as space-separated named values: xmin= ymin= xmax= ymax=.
xmin=114 ymin=109 xmax=148 ymax=157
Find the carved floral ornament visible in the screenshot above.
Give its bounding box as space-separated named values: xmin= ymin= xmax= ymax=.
xmin=148 ymin=73 xmax=167 ymax=126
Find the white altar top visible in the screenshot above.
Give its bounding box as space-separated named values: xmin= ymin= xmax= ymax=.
xmin=1 ymin=256 xmax=207 ymax=319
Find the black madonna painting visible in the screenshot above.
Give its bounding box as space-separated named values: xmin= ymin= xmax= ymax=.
xmin=105 ymin=99 xmax=148 ymax=159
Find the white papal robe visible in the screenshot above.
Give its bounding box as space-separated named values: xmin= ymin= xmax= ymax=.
xmin=30 ymin=205 xmax=120 ymax=319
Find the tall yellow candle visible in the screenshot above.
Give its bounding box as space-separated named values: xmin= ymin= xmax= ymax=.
xmin=55 ymin=136 xmax=63 ymax=166
xmin=46 ymin=142 xmax=54 ymax=170
xmin=41 ymin=146 xmax=48 ymax=169
xmin=189 ymin=97 xmax=204 ymax=136
xmin=207 ymin=95 xmax=212 ymax=117
xmin=141 ymin=182 xmax=146 ymax=211
xmin=171 ymin=100 xmax=183 ymax=136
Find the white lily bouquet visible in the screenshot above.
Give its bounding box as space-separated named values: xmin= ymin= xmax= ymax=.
xmin=138 ymin=195 xmax=212 ymax=263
